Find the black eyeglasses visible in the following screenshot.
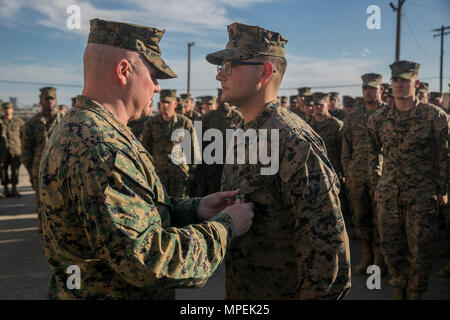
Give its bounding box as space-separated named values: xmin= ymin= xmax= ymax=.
xmin=217 ymin=61 xmax=275 ymax=76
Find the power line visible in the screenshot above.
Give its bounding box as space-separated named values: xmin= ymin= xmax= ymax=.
xmin=0 ymin=80 xmax=82 ymax=88
xmin=1 ymin=78 xmax=449 ymax=92
xmin=403 ymin=14 xmax=433 ymax=58
xmin=407 ymin=1 xmax=450 ymax=14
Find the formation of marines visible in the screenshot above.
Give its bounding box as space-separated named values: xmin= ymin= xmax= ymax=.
xmin=1 ymin=17 xmax=449 ymax=300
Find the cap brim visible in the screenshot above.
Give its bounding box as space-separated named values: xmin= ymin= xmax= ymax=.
xmin=391 ymin=72 xmax=415 ymax=80
xmin=143 ymin=53 xmax=177 ymax=79
xmin=205 ymin=47 xmax=253 ymax=65
xmin=365 ymin=81 xmax=381 ymax=88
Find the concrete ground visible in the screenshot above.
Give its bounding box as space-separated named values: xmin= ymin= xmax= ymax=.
xmin=0 ymin=166 xmax=449 ymax=300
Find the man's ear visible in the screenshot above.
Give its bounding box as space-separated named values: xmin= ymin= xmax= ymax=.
xmin=414 ymin=79 xmax=421 ymax=89
xmin=116 ymin=59 xmax=132 ymax=86
xmin=260 ymin=61 xmax=274 ymax=85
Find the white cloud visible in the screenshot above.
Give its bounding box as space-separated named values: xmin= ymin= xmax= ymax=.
xmin=0 ymin=0 xmax=278 ymax=36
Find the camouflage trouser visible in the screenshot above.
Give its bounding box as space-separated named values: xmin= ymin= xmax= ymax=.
xmin=340 ymin=181 xmax=354 ymax=217
xmin=158 ymin=170 xmax=189 ymax=199
xmin=1 ymin=154 xmax=21 ymax=186
xmin=349 ymin=178 xmax=378 ymax=244
xmin=377 ymin=193 xmax=438 ymax=292
xmin=30 ymin=174 xmax=42 ymax=232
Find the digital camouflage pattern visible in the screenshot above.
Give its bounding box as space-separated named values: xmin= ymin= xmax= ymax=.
xmin=206 ymin=22 xmax=287 ymax=65
xmin=221 ymin=100 xmax=351 ymax=300
xmin=390 ymin=60 xmax=420 ymax=80
xmin=127 ymin=115 xmax=153 ymax=140
xmin=88 ymin=18 xmax=176 ymax=79
xmin=329 ymin=109 xmax=345 ymax=121
xmin=310 ymin=115 xmax=344 ymax=179
xmin=342 ymin=96 xmax=356 ymax=107
xmin=417 ymin=82 xmax=429 ymax=93
xmin=184 ymin=109 xmax=202 ymax=122
xmin=342 ymin=101 xmax=387 ymax=242
xmin=297 ymin=87 xmax=311 ymax=97
xmin=361 ymin=73 xmax=382 ymax=88
xmin=0 ymin=114 xmax=24 ymax=158
xmin=0 ymin=114 xmax=24 ymax=186
xmin=160 ymin=89 xmax=177 ymax=102
xmin=38 ymin=95 xmax=233 ymax=299
xmin=141 ymin=113 xmax=199 ymax=198
xmin=195 ymin=104 xmax=243 ymax=196
xmin=367 ymin=100 xmax=449 ymax=292
xmin=21 ymin=110 xmax=63 ymax=230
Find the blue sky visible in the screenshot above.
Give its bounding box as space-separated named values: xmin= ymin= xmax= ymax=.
xmin=0 ymin=0 xmax=449 ymax=108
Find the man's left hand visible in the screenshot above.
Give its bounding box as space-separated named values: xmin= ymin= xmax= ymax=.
xmin=197 ymin=189 xmax=240 ymax=221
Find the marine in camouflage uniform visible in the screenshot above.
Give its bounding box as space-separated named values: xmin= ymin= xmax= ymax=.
xmin=291 ymin=87 xmax=312 ymax=123
xmin=342 ymin=95 xmax=356 ymax=117
xmin=368 ymin=61 xmax=449 ymax=300
xmin=38 ymin=18 xmax=241 ymax=300
xmin=329 ymin=92 xmax=345 ymax=120
xmin=430 ymin=92 xmax=446 ymax=112
xmin=310 ymin=92 xmax=343 ymax=178
xmin=181 ymin=93 xmax=202 ymax=122
xmin=195 ymin=89 xmax=243 ymax=197
xmin=310 ymin=92 xmax=350 ymax=220
xmin=381 ymin=83 xmax=394 ymax=104
xmin=288 ymin=95 xmax=297 ymax=111
xmin=207 ymin=22 xmax=350 ymax=300
xmin=141 ymin=90 xmax=199 ymax=198
xmin=21 ymin=87 xmax=63 ymax=232
xmin=342 ymin=73 xmax=388 ymax=274
xmin=0 ymin=102 xmax=24 ymax=198
xmin=279 ymin=96 xmax=288 ymax=108
xmin=416 ymin=82 xmax=429 ymax=103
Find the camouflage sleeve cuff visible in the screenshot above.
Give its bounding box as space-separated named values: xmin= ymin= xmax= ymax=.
xmin=170 ymin=197 xmax=203 ymax=227
xmin=208 ymin=213 xmax=234 ymax=247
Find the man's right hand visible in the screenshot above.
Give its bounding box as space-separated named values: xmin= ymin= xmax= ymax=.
xmin=221 ymin=199 xmax=255 ymax=238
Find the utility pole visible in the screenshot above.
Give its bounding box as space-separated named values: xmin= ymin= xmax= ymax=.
xmin=432 ymin=26 xmax=450 ymax=93
xmin=187 ymin=42 xmax=195 ymax=95
xmin=390 ymin=0 xmax=405 ymax=61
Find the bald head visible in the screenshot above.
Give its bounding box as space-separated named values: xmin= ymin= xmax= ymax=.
xmin=83 ymin=43 xmax=141 ymax=84
xmin=82 ymin=43 xmax=161 ymax=123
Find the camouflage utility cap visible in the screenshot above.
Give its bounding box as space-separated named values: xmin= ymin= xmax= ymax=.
xmin=40 ymin=87 xmax=56 ymax=98
xmin=417 ymin=82 xmax=429 ymax=93
xmin=202 ymin=96 xmax=217 ymax=105
xmin=2 ymin=102 xmax=13 ymax=109
xmin=280 ymin=96 xmax=288 ymax=103
xmin=390 ymin=60 xmax=420 ymax=80
xmin=313 ymin=92 xmax=330 ymax=105
xmin=206 ymin=22 xmax=287 ymax=65
xmin=289 ymin=95 xmax=297 ymax=102
xmin=298 ymin=87 xmax=311 ymax=97
xmin=343 ymin=96 xmax=356 ymax=107
xmin=329 ymin=92 xmax=339 ymax=100
xmin=160 ymin=89 xmax=177 ymax=102
xmin=180 ymin=93 xmax=191 ymax=100
xmin=361 ymin=73 xmax=382 ymax=88
xmin=88 ymin=18 xmax=176 ymax=79
xmin=304 ymin=95 xmax=314 ymax=106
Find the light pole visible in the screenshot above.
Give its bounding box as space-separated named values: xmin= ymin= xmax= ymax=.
xmin=187 ymin=42 xmax=195 ymax=95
